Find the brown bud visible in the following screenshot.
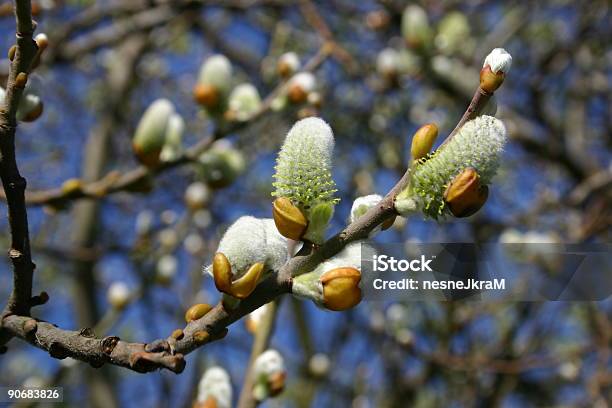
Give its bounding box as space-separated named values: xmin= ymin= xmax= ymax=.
xmin=212 ymin=252 xmax=233 ymax=293
xmin=287 ymin=83 xmax=308 ymax=104
xmin=193 ymin=330 xmax=210 ymax=344
xmin=61 ymin=178 xmax=83 ymax=196
xmin=31 ymin=291 xmax=49 ymax=306
xmin=171 ymin=329 xmax=184 ymax=340
xmin=15 ymin=72 xmax=28 ymax=88
xmin=366 ymin=10 xmax=390 ymax=30
xmin=8 ymin=45 xmax=16 ymax=61
xmin=381 ymin=215 xmax=396 ymax=231
xmin=320 ymin=267 xmax=362 ymax=311
xmin=132 ymin=142 xmax=162 ymax=168
xmin=444 ymin=167 xmax=489 ymax=217
xmin=277 ymin=60 xmax=293 ymax=78
xmin=272 ymin=197 xmax=308 ymax=241
xmin=193 ymin=396 xmax=219 ymax=408
xmin=268 ymin=371 xmax=287 ymax=396
xmin=228 ymin=262 xmax=264 ymax=299
xmin=193 ymin=83 xmax=219 ymax=108
xmin=31 ymin=2 xmax=41 ymax=16
xmin=184 ymin=303 xmax=213 ymax=323
xmin=35 ymin=33 xmax=49 ymax=50
xmin=410 ymin=123 xmax=438 ymax=161
xmin=480 ymin=65 xmax=505 ymax=93
xmin=21 ymin=100 xmax=43 ymax=122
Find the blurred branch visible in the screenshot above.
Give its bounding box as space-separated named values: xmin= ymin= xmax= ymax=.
xmin=46 ymin=0 xmax=296 ymax=63
xmin=298 ymin=0 xmax=358 ymax=73
xmin=237 ymin=300 xmax=280 ymax=408
xmin=1 ymin=46 xmax=332 ymax=206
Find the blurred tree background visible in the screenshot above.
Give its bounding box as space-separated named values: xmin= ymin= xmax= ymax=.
xmin=0 ymin=0 xmax=610 ymax=407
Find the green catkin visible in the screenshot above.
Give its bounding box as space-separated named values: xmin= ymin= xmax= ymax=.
xmin=406 ymin=115 xmax=506 ymax=219
xmin=272 ymin=117 xmax=339 ymax=210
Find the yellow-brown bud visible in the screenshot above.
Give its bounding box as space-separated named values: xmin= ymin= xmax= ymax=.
xmin=193 ymin=396 xmax=218 ymax=408
xmin=184 ymin=303 xmax=213 ymax=323
xmin=61 ymin=178 xmax=83 ymax=196
xmin=212 ymin=252 xmax=233 ymax=293
xmin=193 ymin=83 xmax=219 ymax=108
xmin=171 ymin=329 xmax=184 ymax=340
xmin=213 ymin=253 xmax=264 ymax=299
xmin=228 ymin=262 xmax=264 ymax=299
xmin=8 ymin=45 xmax=16 ymax=61
xmin=132 ymin=142 xmax=162 ymax=168
xmin=268 ymin=371 xmax=286 ymax=396
xmin=443 ymin=167 xmax=489 ymax=217
xmin=277 ymin=61 xmax=293 ymax=78
xmin=320 ymin=267 xmax=362 ymax=311
xmin=287 ymin=83 xmax=308 ymax=104
xmin=15 ymin=72 xmax=28 ymax=88
xmin=193 ymin=330 xmax=210 ymax=344
xmin=272 ymin=197 xmax=308 ymax=240
xmin=366 ymin=10 xmax=390 ymax=30
xmin=410 ymin=123 xmax=438 ymax=161
xmin=479 ymin=65 xmax=505 ymax=93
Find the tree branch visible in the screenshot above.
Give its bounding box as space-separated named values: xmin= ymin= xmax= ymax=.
xmin=0 ymin=37 xmax=499 ymax=373
xmin=1 ymin=315 xmax=186 ymax=373
xmin=0 ymin=0 xmax=39 ymax=327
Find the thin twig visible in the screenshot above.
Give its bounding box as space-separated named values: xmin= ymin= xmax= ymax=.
xmin=1 ymin=46 xmax=332 ymax=207
xmin=237 ymin=300 xmax=280 ymax=408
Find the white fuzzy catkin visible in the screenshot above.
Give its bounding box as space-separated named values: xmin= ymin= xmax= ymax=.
xmin=156 ymin=255 xmax=177 ymax=280
xmin=16 ymin=91 xmax=42 ymax=121
xmin=228 ymin=83 xmax=261 ymax=121
xmin=198 ymin=54 xmax=233 ymax=94
xmin=279 ymin=52 xmax=300 ymax=73
xmin=409 ymin=115 xmax=506 ymax=219
xmin=160 ymin=113 xmax=184 ymax=162
xmin=184 ymin=182 xmax=210 ymax=208
xmin=289 ymin=72 xmax=316 ymax=94
xmin=107 ymin=282 xmax=130 ymax=308
xmin=401 ymin=5 xmax=431 ymax=45
xmin=196 ymin=366 xmax=232 ymax=408
xmin=253 ymin=349 xmax=285 ymax=377
xmin=483 ymin=48 xmax=512 ymax=74
xmin=208 ymin=217 xmax=289 ymax=279
xmin=315 ymin=241 xmax=365 ymax=273
xmin=34 ymin=33 xmax=48 ymax=47
xmin=133 ymin=99 xmax=174 ymax=153
xmin=135 ymin=210 xmax=154 ymax=235
xmin=350 ymin=194 xmax=383 ymax=223
xmin=377 ymin=48 xmax=401 ymax=76
xmin=272 ymin=117 xmax=337 ymax=210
